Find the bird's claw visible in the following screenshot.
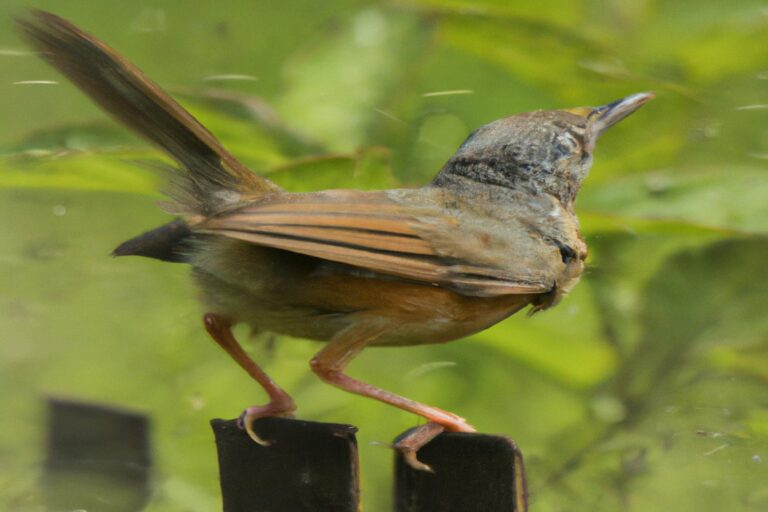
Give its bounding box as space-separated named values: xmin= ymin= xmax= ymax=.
xmin=393 ymin=421 xmax=447 ymax=471
xmin=237 ymin=405 xmax=296 ymax=446
xmin=238 ymin=409 xmax=272 ymax=446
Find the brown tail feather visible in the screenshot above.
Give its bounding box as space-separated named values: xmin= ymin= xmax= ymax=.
xmin=16 ymin=10 xmax=280 ymax=214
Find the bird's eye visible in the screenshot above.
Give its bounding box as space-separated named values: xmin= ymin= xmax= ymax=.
xmin=558 ymin=131 xmax=581 ymax=157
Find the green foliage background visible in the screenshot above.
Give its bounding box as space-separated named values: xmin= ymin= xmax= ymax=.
xmin=1 ymin=0 xmax=767 ymax=510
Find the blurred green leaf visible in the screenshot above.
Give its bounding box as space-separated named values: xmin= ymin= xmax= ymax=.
xmin=633 ymin=1 xmax=768 ymax=85
xmin=174 ymin=87 xmax=325 ymax=156
xmin=438 ymin=15 xmax=595 ymax=98
xmin=185 ymin=102 xmax=288 ymax=168
xmin=266 ymin=147 xmax=395 ymax=191
xmin=581 ymin=167 xmax=768 ymax=234
xmin=621 ymin=238 xmax=768 ymax=402
xmin=2 ymin=122 xmax=137 ymax=155
xmin=406 ymin=0 xmax=586 ymax=29
xmin=0 ymin=152 xmax=161 ymax=195
xmin=475 ymin=281 xmax=616 ymax=388
xmin=277 ymin=8 xmax=428 ymax=152
xmin=709 ymin=341 xmax=768 ymax=381
xmin=538 ymin=237 xmax=768 ymax=511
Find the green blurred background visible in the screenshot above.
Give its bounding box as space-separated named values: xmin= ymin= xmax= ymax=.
xmin=1 ymin=0 xmax=767 ymax=510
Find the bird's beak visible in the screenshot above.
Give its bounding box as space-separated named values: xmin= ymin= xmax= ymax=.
xmin=589 ymin=92 xmax=654 ymax=138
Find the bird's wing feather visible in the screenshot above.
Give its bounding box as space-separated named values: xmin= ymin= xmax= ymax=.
xmin=196 ymin=190 xmax=559 ymax=297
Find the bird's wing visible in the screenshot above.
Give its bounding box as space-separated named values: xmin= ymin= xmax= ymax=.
xmin=195 ymin=189 xmax=563 ymax=297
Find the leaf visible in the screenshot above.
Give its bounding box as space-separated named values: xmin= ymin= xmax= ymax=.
xmin=632 ymin=1 xmax=768 ymax=85
xmin=539 ymin=238 xmax=768 ymax=510
xmin=406 ymin=0 xmax=587 ymax=31
xmin=622 ymin=238 xmax=768 ymax=401
xmin=0 ymin=152 xmax=162 ymax=196
xmin=580 ymin=167 xmax=768 ymax=234
xmin=173 ymin=87 xmax=325 ymax=156
xmin=1 ymin=122 xmax=138 ymax=155
xmin=276 ymin=8 xmax=426 ymax=152
xmin=438 ymin=15 xmax=596 ymax=98
xmin=184 ymin=102 xmax=289 ymax=169
xmin=265 ymin=147 xmax=395 ymax=191
xmin=475 ymin=279 xmax=617 ymax=388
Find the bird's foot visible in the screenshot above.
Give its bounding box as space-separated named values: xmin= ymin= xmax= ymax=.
xmin=393 ymin=422 xmax=445 ymax=472
xmin=238 ymin=401 xmax=296 ymax=446
xmin=393 ymin=414 xmax=476 ymax=472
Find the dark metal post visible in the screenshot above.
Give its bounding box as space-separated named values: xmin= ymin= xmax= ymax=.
xmin=394 ymin=430 xmax=528 ymax=512
xmin=43 ymin=397 xmax=152 ymax=511
xmin=211 ymin=417 xmax=360 ymax=512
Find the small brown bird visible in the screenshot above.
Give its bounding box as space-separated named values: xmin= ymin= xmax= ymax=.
xmin=18 ymin=11 xmax=652 ymax=466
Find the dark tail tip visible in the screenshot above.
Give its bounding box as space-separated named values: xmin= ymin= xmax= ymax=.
xmin=112 ymin=219 xmax=192 ymax=263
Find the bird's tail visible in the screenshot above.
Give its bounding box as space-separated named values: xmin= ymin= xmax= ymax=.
xmin=16 ymin=10 xmax=280 ymax=216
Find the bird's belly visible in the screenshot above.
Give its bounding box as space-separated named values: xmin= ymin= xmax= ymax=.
xmin=269 ymin=272 xmax=532 ymax=347
xmin=189 ymin=238 xmax=535 ymax=346
xmin=369 ymin=294 xmax=531 ymax=347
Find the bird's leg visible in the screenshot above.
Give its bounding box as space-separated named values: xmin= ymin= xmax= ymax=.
xmin=203 ymin=313 xmax=296 ymax=446
xmin=310 ymin=320 xmax=475 ymax=469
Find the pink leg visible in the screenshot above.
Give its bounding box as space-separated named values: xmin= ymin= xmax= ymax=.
xmin=309 ymin=320 xmax=475 ymax=468
xmin=204 ymin=313 xmax=295 ymax=445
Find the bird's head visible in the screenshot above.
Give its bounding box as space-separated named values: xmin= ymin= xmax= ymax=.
xmin=433 ymin=92 xmax=654 ymax=205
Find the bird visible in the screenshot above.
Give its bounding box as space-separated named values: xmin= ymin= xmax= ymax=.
xmin=17 ymin=10 xmax=652 ymax=470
